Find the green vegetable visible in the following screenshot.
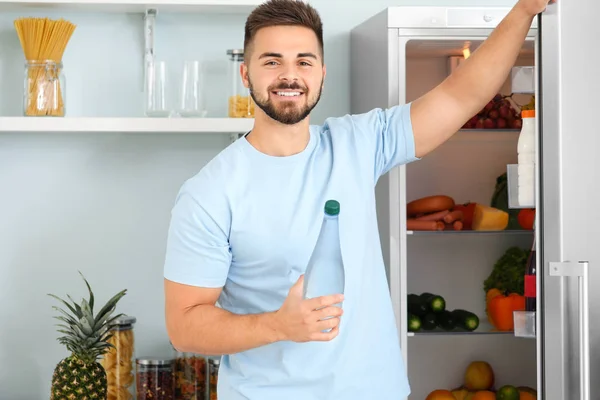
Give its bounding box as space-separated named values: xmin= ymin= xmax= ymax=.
xmin=484 ymin=246 xmax=530 ymax=295
xmin=420 ymin=292 xmax=446 ymax=313
xmin=408 ymin=294 xmax=428 ymax=317
xmin=407 ymin=313 xmax=421 ymax=332
xmin=490 ymin=172 xmax=521 ymax=230
xmin=452 ymin=309 xmax=480 ymax=331
xmin=436 ymin=310 xmax=456 ymax=331
xmin=421 ymin=313 xmax=437 ymax=330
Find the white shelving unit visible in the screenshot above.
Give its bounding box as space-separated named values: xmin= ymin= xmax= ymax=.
xmin=0 ymin=2 xmax=257 ymax=397
xmin=0 ymin=0 xmax=259 ymax=136
xmin=0 ymin=0 xmax=262 ymax=12
xmin=0 ymin=117 xmax=254 ymax=134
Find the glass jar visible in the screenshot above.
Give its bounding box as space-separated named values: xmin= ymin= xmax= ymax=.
xmin=136 ymin=358 xmax=175 ymax=400
xmin=172 ymin=346 xmax=208 ymax=400
xmin=227 ymin=49 xmax=254 ymax=118
xmin=101 ymin=315 xmax=137 ymax=400
xmin=208 ymin=357 xmax=220 ymax=400
xmin=23 ymin=60 xmax=66 ymax=117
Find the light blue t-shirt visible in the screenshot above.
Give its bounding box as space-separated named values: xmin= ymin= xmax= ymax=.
xmin=164 ymin=103 xmax=419 ymax=400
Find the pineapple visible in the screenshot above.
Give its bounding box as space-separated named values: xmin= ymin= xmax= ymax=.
xmin=48 ymin=271 xmax=127 ymax=400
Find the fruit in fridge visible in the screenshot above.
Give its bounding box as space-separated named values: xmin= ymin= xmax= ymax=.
xmin=425 ymin=389 xmax=456 ymax=400
xmin=464 ymin=361 xmax=495 ymax=391
xmin=472 ymin=391 xmax=496 ymax=400
xmin=496 ymin=385 xmax=520 ymax=400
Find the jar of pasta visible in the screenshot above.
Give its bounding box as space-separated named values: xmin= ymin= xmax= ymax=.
xmin=227 ymin=49 xmax=255 ymax=118
xmin=172 ymin=345 xmax=208 ymax=400
xmin=208 ymin=357 xmax=220 ymax=400
xmin=23 ymin=59 xmax=66 ymax=117
xmin=100 ymin=315 xmax=136 ymax=400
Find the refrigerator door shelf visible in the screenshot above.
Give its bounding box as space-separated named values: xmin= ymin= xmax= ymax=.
xmin=514 ymin=310 xmax=536 ymax=338
xmin=507 ymin=164 xmax=536 ymax=209
xmin=511 ymin=66 xmax=535 ymax=94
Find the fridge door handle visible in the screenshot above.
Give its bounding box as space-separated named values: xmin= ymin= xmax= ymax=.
xmin=549 ymin=261 xmax=590 ymax=400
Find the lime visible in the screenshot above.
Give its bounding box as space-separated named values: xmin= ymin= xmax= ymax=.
xmin=496 ymin=385 xmax=520 ymax=400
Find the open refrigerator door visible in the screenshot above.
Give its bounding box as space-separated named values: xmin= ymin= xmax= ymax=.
xmin=351 ymin=6 xmax=541 ymax=400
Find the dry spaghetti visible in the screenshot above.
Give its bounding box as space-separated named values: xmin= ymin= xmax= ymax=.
xmin=14 ymin=17 xmax=76 ymax=116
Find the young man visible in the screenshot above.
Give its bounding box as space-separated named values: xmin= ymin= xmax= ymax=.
xmin=164 ymin=0 xmax=549 ymax=398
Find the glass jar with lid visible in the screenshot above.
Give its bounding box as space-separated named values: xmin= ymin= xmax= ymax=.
xmin=227 ymin=49 xmax=255 ymax=118
xmin=23 ymin=59 xmax=66 ymax=117
xmin=208 ymin=357 xmax=221 ymax=400
xmin=100 ymin=315 xmax=136 ymax=400
xmin=136 ymin=357 xmax=175 ymax=400
xmin=172 ymin=343 xmax=208 ymax=400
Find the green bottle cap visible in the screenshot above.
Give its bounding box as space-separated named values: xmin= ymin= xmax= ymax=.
xmin=324 ymin=200 xmax=340 ymax=216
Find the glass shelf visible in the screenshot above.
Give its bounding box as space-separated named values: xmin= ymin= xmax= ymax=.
xmin=407 ymin=320 xmax=515 ymax=337
xmin=407 ymin=229 xmax=533 ymax=236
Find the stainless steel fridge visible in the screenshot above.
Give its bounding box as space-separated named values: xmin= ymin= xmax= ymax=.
xmin=350 ymin=2 xmax=598 ymax=399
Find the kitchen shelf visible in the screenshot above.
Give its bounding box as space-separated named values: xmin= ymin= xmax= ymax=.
xmin=0 ymin=117 xmax=253 ymax=134
xmin=407 ymin=230 xmax=533 ymax=236
xmin=0 ymin=0 xmax=262 ymax=13
xmin=408 ymin=320 xmax=514 ymax=337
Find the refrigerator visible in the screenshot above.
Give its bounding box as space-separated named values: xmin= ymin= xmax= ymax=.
xmin=350 ymin=2 xmax=598 ymax=399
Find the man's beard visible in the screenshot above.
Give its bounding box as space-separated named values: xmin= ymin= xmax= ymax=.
xmin=248 ymin=78 xmax=322 ymax=125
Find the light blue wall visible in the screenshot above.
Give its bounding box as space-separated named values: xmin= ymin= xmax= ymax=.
xmin=0 ymin=0 xmax=516 ymax=398
xmin=0 ymin=0 xmax=516 ymax=121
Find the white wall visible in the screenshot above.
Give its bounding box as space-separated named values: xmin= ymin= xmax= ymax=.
xmin=0 ymin=0 xmax=514 ymax=398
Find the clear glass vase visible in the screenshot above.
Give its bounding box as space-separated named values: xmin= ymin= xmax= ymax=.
xmin=23 ymin=60 xmax=66 ymax=117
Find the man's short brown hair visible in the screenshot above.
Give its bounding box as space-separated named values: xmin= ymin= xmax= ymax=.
xmin=244 ymin=0 xmax=324 ymax=61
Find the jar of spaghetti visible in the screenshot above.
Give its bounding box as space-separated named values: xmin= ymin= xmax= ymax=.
xmin=136 ymin=358 xmax=175 ymax=400
xmin=100 ymin=315 xmax=136 ymax=400
xmin=23 ymin=60 xmax=66 ymax=117
xmin=227 ymin=49 xmax=254 ymax=118
xmin=172 ymin=346 xmax=207 ymax=400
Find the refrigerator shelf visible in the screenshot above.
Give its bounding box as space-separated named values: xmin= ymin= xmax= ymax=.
xmin=407 ymin=320 xmax=515 ymax=337
xmin=407 ymin=229 xmax=533 ymax=236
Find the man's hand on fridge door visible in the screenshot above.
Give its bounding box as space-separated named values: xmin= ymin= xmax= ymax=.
xmin=272 ymin=274 xmax=344 ymax=343
xmin=517 ymin=0 xmax=555 ymax=17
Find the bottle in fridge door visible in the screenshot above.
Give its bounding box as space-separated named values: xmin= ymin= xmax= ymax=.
xmin=303 ymin=200 xmax=345 ymax=330
xmin=517 ymin=110 xmax=536 ymax=206
xmin=524 ymin=229 xmax=536 ymax=312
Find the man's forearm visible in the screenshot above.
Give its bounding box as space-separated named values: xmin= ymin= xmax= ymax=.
xmin=443 ymin=2 xmax=536 ymax=117
xmin=171 ymin=305 xmax=283 ymax=356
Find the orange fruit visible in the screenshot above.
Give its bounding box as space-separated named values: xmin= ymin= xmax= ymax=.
xmin=472 ymin=391 xmax=496 ymax=400
xmin=425 ymin=389 xmax=455 ymax=400
xmin=464 ymin=361 xmax=495 ymax=390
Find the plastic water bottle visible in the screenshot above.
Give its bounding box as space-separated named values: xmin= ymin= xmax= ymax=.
xmin=517 ymin=109 xmax=535 ymax=206
xmin=303 ymin=200 xmax=345 ymax=329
